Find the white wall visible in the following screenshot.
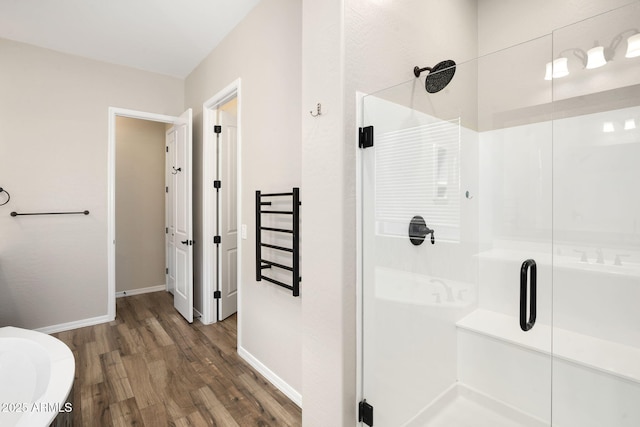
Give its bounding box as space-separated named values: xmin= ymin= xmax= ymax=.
xmin=0 ymin=38 xmax=184 ymax=331
xmin=300 ymin=0 xmax=351 ymax=424
xmin=185 ymin=0 xmax=303 ymax=400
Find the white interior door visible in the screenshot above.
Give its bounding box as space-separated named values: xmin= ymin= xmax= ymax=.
xmin=168 ymin=108 xmax=193 ymax=323
xmin=218 ymin=106 xmax=238 ymax=320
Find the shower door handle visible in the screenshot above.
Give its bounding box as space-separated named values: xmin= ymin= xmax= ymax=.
xmin=519 ymin=259 xmax=537 ymax=331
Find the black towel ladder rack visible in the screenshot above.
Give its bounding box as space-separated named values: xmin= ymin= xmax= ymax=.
xmin=255 ymin=188 xmax=301 ymax=296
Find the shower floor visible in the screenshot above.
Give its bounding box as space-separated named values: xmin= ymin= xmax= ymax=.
xmin=410 ymin=384 xmax=547 ymax=427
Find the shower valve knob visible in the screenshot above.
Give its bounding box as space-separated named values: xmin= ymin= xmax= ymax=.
xmin=409 ymin=215 xmax=435 ymax=246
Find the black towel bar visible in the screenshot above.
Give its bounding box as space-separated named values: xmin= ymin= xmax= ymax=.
xmin=260 ymin=275 xmax=295 ymax=291
xmin=261 ymin=226 xmax=293 ymax=233
xmin=261 ymin=243 xmax=293 ymax=253
xmin=256 ymin=188 xmax=301 ymax=296
xmin=260 ymin=210 xmax=294 ymax=215
xmin=261 ymin=259 xmax=294 ymax=272
xmin=11 ymin=210 xmax=90 ymax=217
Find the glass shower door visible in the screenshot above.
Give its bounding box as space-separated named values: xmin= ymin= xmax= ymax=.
xmin=550 ymin=3 xmax=640 ymax=426
xmin=361 ymin=37 xmax=554 ymax=426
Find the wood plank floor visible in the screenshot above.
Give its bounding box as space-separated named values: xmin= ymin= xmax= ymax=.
xmin=53 ymin=291 xmax=302 ymax=426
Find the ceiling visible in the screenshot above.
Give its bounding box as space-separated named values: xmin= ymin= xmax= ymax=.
xmin=0 ymin=0 xmax=262 ymax=78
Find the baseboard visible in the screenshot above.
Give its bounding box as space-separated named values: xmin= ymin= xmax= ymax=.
xmin=116 ymin=284 xmax=166 ymax=298
xmin=237 ymin=346 xmax=302 ymax=408
xmin=36 ymin=314 xmax=113 ymax=335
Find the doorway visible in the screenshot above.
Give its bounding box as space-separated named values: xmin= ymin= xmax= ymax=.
xmin=114 ymin=117 xmax=166 ymax=298
xmin=108 ymin=107 xmax=194 ymax=323
xmin=202 ymin=79 xmax=242 ymax=324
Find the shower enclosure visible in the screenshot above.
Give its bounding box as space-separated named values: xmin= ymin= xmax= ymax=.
xmin=359 ymin=3 xmax=640 ymax=426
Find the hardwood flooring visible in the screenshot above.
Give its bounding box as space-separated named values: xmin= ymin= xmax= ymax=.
xmin=53 ymin=291 xmax=302 ymax=426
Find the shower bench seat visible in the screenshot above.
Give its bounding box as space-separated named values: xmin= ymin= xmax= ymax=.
xmin=455 ymin=309 xmax=640 ymax=426
xmin=456 ymin=309 xmax=640 ymax=384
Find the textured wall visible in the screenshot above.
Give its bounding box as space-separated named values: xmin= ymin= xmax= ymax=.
xmin=0 ymin=38 xmax=183 ymax=330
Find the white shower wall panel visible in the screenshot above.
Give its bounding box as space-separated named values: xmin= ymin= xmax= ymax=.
xmin=457 ymin=328 xmax=552 ymax=423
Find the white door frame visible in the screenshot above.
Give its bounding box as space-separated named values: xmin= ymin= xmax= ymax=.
xmin=201 ymin=79 xmax=242 ymax=325
xmin=107 ymin=107 xmax=183 ymax=320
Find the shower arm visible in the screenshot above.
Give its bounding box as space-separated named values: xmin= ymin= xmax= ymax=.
xmin=413 ymin=66 xmax=432 ymax=77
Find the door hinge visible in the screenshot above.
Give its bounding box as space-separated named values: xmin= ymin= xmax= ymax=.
xmin=165 ymin=267 xmax=169 ymax=274
xmin=214 ymin=125 xmax=222 ymax=134
xmin=165 ymin=227 xmax=168 ymax=234
xmin=214 ymin=235 xmax=221 ymax=244
xmin=214 ymin=180 xmax=221 ymax=189
xmin=213 ymin=290 xmax=221 ymax=299
xmin=165 ymin=186 xmax=168 ymax=193
xmin=359 ymin=126 xmax=374 ymax=149
xmin=359 ymin=400 xmax=373 ymax=426
xmin=166 ymin=146 xmax=168 ymax=153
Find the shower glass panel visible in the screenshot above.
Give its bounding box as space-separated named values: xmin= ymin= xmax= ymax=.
xmin=361 ymin=35 xmax=554 ymax=426
xmin=551 ymin=3 xmax=640 ymax=426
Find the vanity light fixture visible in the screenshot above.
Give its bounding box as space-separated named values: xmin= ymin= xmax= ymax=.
xmin=546 ymin=30 xmax=640 ymax=80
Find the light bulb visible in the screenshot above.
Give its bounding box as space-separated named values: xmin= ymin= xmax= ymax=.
xmin=552 ymin=57 xmax=569 ymax=78
xmin=626 ymin=33 xmax=640 ymax=58
xmin=624 ymin=118 xmax=636 ymax=130
xmin=603 ymin=122 xmax=615 ymax=133
xmin=544 ymin=62 xmax=553 ymax=80
xmin=586 ymin=46 xmax=607 ymax=69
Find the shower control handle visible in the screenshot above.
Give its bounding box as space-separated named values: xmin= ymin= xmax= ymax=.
xmin=408 ymin=215 xmax=435 ymax=245
xmin=519 ymin=259 xmax=537 ymax=332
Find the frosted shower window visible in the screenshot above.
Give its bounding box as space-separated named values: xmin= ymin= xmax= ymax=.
xmin=375 ymin=118 xmax=461 ymax=241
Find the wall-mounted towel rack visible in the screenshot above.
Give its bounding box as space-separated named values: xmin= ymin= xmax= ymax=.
xmin=256 ymin=188 xmax=301 ymax=296
xmin=10 ymin=210 xmax=90 ymax=217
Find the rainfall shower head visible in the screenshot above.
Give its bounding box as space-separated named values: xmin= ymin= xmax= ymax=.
xmin=413 ymin=60 xmax=457 ymax=93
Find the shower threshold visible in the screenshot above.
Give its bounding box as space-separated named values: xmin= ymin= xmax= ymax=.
xmin=407 ymin=383 xmax=547 ymax=427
